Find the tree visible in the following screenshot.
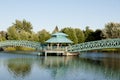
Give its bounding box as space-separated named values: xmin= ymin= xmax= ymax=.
xmin=0 ymin=31 xmax=7 ymax=41
xmin=14 ymin=19 xmax=33 ymax=33
xmin=7 ymin=19 xmax=34 ymax=40
xmin=84 ymin=26 xmax=94 ymax=42
xmin=7 ymin=26 xmax=20 ymax=40
xmin=75 ymin=28 xmax=85 ymax=43
xmin=28 ymin=32 xmax=39 ymax=41
xmin=102 ymin=22 xmax=120 ymax=38
xmin=52 ymin=26 xmax=59 ymax=34
xmin=94 ymin=29 xmax=103 ymax=40
xmin=61 ymin=27 xmax=78 ymax=44
xmin=37 ymin=29 xmax=51 ymax=43
xmin=19 ymin=30 xmax=30 ymax=40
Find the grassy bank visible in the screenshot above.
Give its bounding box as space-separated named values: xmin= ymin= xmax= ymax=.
xmin=82 ymin=48 xmax=120 ymax=53
xmin=4 ymin=46 xmax=35 ymax=52
xmin=96 ymin=48 xmax=120 ymax=52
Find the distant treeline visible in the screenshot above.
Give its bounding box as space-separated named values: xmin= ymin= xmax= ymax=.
xmin=0 ymin=19 xmax=120 ymax=44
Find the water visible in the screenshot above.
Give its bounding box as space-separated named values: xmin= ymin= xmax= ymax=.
xmin=0 ymin=52 xmax=120 ymax=80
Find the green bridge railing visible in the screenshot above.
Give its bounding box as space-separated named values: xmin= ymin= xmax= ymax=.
xmin=0 ymin=39 xmax=120 ymax=52
xmin=67 ymin=38 xmax=120 ymax=52
xmin=0 ymin=40 xmax=42 ymax=51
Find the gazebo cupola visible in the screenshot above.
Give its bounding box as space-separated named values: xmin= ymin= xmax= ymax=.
xmin=45 ymin=32 xmax=73 ymax=50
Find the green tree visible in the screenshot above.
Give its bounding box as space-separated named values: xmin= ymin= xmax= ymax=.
xmin=19 ymin=30 xmax=30 ymax=40
xmin=28 ymin=32 xmax=39 ymax=41
xmin=52 ymin=26 xmax=59 ymax=34
xmin=0 ymin=31 xmax=7 ymax=41
xmin=94 ymin=29 xmax=103 ymax=40
xmin=7 ymin=26 xmax=20 ymax=40
xmin=75 ymin=28 xmax=85 ymax=43
xmin=61 ymin=27 xmax=78 ymax=44
xmin=84 ymin=26 xmax=94 ymax=42
xmin=37 ymin=29 xmax=51 ymax=43
xmin=14 ymin=19 xmax=33 ymax=33
xmin=102 ymin=22 xmax=120 ymax=38
xmin=7 ymin=19 xmax=34 ymax=40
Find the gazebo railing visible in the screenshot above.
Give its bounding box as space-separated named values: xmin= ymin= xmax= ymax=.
xmin=44 ymin=46 xmax=67 ymax=51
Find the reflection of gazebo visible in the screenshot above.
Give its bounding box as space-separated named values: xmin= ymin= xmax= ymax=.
xmin=45 ymin=32 xmax=73 ymax=51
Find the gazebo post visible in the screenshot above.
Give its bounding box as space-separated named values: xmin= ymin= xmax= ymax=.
xmin=60 ymin=43 xmax=62 ymax=50
xmin=57 ymin=43 xmax=59 ymax=50
xmin=50 ymin=43 xmax=52 ymax=50
xmin=45 ymin=51 xmax=47 ymax=56
xmin=47 ymin=44 xmax=50 ymax=50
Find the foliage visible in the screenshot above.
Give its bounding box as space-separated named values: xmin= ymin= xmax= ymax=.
xmin=7 ymin=26 xmax=20 ymax=40
xmin=93 ymin=29 xmax=103 ymax=40
xmin=102 ymin=22 xmax=120 ymax=38
xmin=61 ymin=27 xmax=78 ymax=44
xmin=75 ymin=28 xmax=85 ymax=43
xmin=3 ymin=19 xmax=120 ymax=46
xmin=19 ymin=30 xmax=30 ymax=40
xmin=4 ymin=46 xmax=35 ymax=51
xmin=0 ymin=31 xmax=7 ymax=41
xmin=14 ymin=19 xmax=33 ymax=33
xmin=83 ymin=27 xmax=103 ymax=42
xmin=7 ymin=19 xmax=36 ymax=41
xmin=37 ymin=29 xmax=51 ymax=43
xmin=28 ymin=32 xmax=39 ymax=41
xmin=4 ymin=47 xmax=16 ymax=51
xmin=15 ymin=46 xmax=35 ymax=51
xmin=84 ymin=26 xmax=94 ymax=42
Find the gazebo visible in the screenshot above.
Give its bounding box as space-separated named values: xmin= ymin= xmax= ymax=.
xmin=45 ymin=32 xmax=73 ymax=51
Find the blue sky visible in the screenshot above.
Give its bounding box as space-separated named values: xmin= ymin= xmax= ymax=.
xmin=0 ymin=0 xmax=120 ymax=32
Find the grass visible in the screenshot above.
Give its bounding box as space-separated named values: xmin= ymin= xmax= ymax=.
xmin=4 ymin=47 xmax=16 ymax=51
xmin=4 ymin=46 xmax=35 ymax=52
xmin=98 ymin=48 xmax=120 ymax=52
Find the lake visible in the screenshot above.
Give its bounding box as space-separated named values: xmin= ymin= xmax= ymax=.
xmin=0 ymin=52 xmax=120 ymax=80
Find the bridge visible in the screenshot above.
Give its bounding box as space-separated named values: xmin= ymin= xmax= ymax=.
xmin=0 ymin=38 xmax=120 ymax=54
xmin=67 ymin=38 xmax=120 ymax=52
xmin=0 ymin=40 xmax=42 ymax=51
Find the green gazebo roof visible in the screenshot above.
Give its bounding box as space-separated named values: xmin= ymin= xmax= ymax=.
xmin=45 ymin=32 xmax=73 ymax=43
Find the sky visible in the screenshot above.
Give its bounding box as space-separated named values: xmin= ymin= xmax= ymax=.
xmin=0 ymin=0 xmax=120 ymax=32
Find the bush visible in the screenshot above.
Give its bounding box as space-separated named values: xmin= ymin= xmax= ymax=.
xmin=4 ymin=46 xmax=35 ymax=51
xmin=4 ymin=47 xmax=16 ymax=51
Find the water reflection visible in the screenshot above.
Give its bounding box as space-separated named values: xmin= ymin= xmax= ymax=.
xmin=0 ymin=52 xmax=120 ymax=80
xmin=38 ymin=57 xmax=75 ymax=68
xmin=37 ymin=56 xmax=120 ymax=80
xmin=6 ymin=58 xmax=32 ymax=78
xmin=37 ymin=57 xmax=77 ymax=80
